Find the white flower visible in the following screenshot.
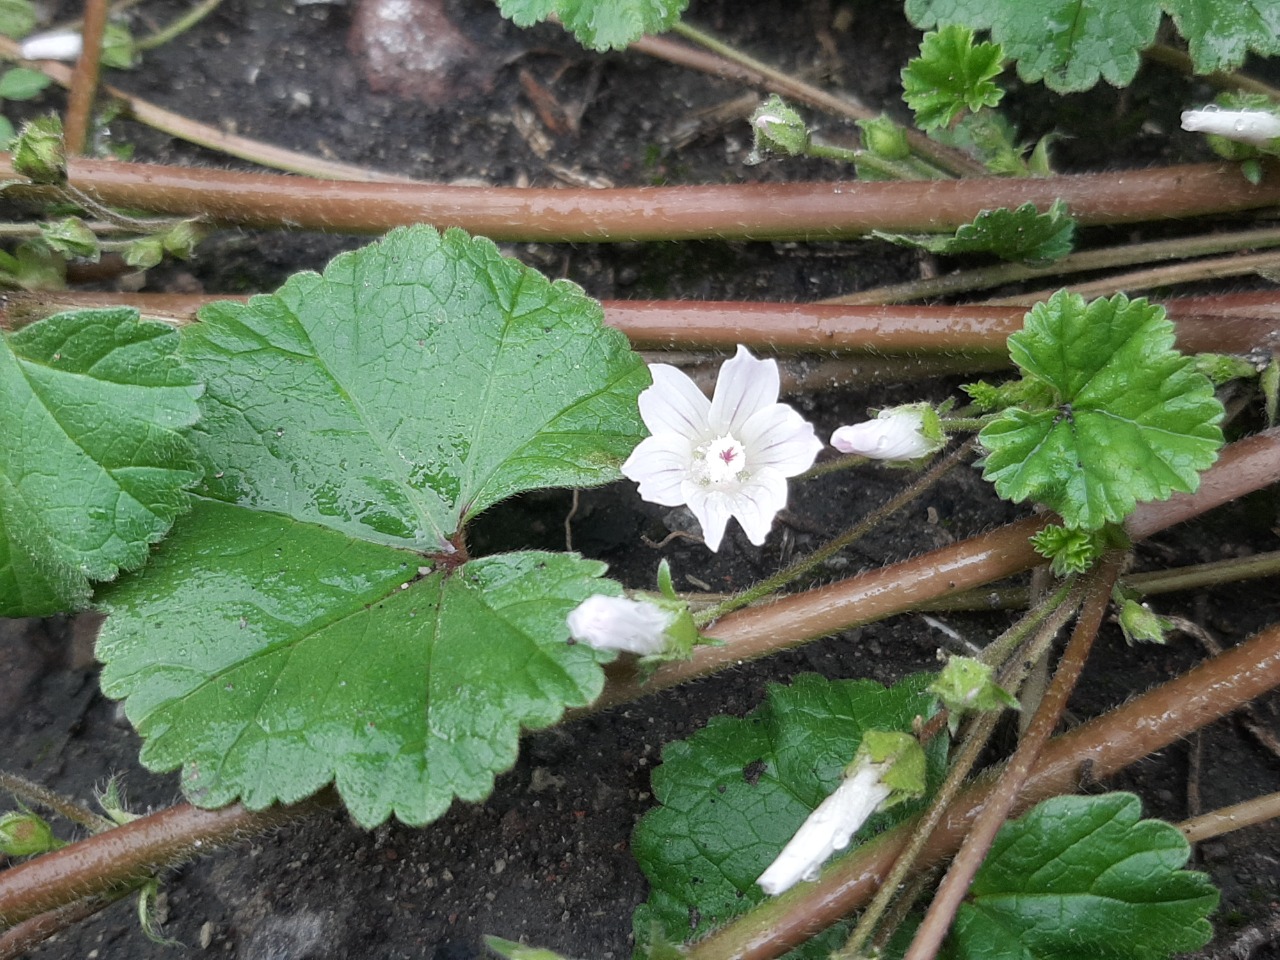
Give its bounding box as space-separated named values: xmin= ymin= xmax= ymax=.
xmin=756 ymin=761 xmax=892 ymax=896
xmin=1181 ymin=106 xmax=1280 ymax=146
xmin=20 ymin=30 xmax=83 ymax=62
xmin=567 ymin=595 xmax=673 ymax=656
xmin=621 ymin=345 xmax=822 ymax=552
xmin=830 ymin=404 xmax=941 ymax=461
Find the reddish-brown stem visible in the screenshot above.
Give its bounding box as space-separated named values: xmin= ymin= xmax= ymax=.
xmin=62 ymin=0 xmax=108 ymax=155
xmin=4 ymin=156 xmax=1280 ymax=240
xmin=592 ymin=428 xmax=1280 ymax=709
xmin=2 ymin=291 xmax=1276 ymax=359
xmin=685 ymin=617 xmax=1280 ymax=960
xmin=903 ymin=552 xmax=1124 ymax=960
xmin=0 ymin=891 xmax=130 ymax=960
xmin=0 ymin=799 xmax=310 ymax=927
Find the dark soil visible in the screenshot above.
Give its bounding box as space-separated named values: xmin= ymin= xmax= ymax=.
xmin=3 ymin=1 xmax=1280 ymax=958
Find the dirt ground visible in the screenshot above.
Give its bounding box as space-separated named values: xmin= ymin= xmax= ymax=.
xmin=3 ymin=0 xmax=1280 ymax=957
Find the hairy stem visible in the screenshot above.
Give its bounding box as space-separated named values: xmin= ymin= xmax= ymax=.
xmin=685 ymin=616 xmax=1280 ymax=960
xmin=903 ymin=552 xmax=1123 ymax=960
xmin=1179 ymin=790 xmax=1280 ymax=844
xmin=5 ymin=156 xmax=1280 ymax=240
xmin=0 ymin=773 xmax=114 ymax=834
xmin=63 ymin=0 xmax=109 ymax=155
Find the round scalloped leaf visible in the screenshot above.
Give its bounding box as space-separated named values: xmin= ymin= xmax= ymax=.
xmin=0 ymin=308 xmax=201 ymax=616
xmin=97 ymin=499 xmax=619 ymax=828
xmin=183 ymin=224 xmax=648 ymax=550
xmin=978 ymin=291 xmax=1223 ymax=530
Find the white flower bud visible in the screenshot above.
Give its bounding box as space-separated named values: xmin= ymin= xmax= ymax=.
xmin=830 ymin=404 xmax=942 ymax=461
xmin=1181 ymin=106 xmax=1280 ymax=146
xmin=756 ymin=762 xmax=892 ymax=896
xmin=20 ymin=31 xmax=83 ymax=62
xmin=566 ymin=595 xmax=673 ymax=656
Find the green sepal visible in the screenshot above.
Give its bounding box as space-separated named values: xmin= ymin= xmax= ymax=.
xmin=851 ymin=729 xmax=926 ymax=808
xmin=0 ymin=809 xmax=61 ymax=855
xmin=1193 ymin=352 xmax=1258 ymax=386
xmin=11 ymin=113 xmax=64 ymax=184
xmin=161 ymin=219 xmax=207 ymax=259
xmin=750 ymin=94 xmax=809 ymax=158
xmin=1116 ymin=597 xmax=1172 ymax=645
xmin=40 ymin=216 xmax=99 ymax=261
xmin=101 ymin=22 xmax=136 ymax=69
xmin=857 ymin=115 xmax=911 ymax=161
xmin=928 ymin=655 xmax=1018 ymax=730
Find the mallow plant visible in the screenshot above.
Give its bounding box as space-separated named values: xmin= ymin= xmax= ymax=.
xmin=2 ymin=218 xmax=1272 ymax=960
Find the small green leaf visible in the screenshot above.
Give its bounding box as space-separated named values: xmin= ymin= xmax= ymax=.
xmin=40 ymin=215 xmax=99 ymax=261
xmin=948 ymin=793 xmax=1217 ymax=959
xmin=0 ymin=309 xmax=202 ymax=616
xmin=495 ymin=0 xmax=687 ymax=51
xmin=1164 ymin=0 xmax=1280 ymax=75
xmin=632 ymin=674 xmax=943 ymax=955
xmin=875 ymin=201 xmax=1075 ymax=264
xmin=0 ymin=239 xmax=65 ymax=291
xmin=902 ymin=25 xmax=1004 ymax=131
xmin=0 ymin=66 xmax=50 ymax=100
xmin=1030 ymin=523 xmax=1101 ymax=575
xmin=979 ymin=291 xmax=1224 ymax=530
xmin=0 ymin=0 xmax=35 ymax=39
xmin=485 ymin=935 xmax=578 ymax=960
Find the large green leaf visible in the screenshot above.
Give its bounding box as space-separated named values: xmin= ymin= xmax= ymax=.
xmin=186 ymin=225 xmax=647 ymax=549
xmin=1164 ymin=0 xmax=1280 ymax=75
xmin=631 ymin=674 xmax=944 ymax=958
xmin=96 ymin=226 xmax=649 ymax=826
xmin=98 ymin=501 xmax=617 ymax=827
xmin=896 ymin=793 xmax=1217 ymax=960
xmin=0 ymin=308 xmax=201 ymax=616
xmin=978 ymin=291 xmax=1223 ymax=530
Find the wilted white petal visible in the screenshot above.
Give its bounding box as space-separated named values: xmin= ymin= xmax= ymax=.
xmin=831 ymin=408 xmax=936 ymax=461
xmin=567 ymin=595 xmax=673 ymax=656
xmin=707 ymin=345 xmax=780 ymax=436
xmin=1181 ymin=106 xmax=1280 ymax=146
xmin=21 ymin=30 xmax=83 ymax=61
xmin=639 ymin=364 xmax=712 ymax=441
xmin=757 ymin=763 xmax=892 ymax=896
xmin=623 ymin=345 xmax=818 ymax=552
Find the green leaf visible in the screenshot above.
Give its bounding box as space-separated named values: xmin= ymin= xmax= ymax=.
xmin=0 ymin=66 xmax=50 ymax=100
xmin=905 ymin=0 xmax=1160 ymax=93
xmin=0 ymin=308 xmax=202 ymax=616
xmin=495 ymin=0 xmax=686 ymax=51
xmin=902 ymin=25 xmax=1004 ymax=131
xmin=1164 ymin=0 xmax=1280 ymax=75
xmin=185 ymin=225 xmax=647 ymax=549
xmin=631 ymin=674 xmax=943 ymax=956
xmin=98 ymin=503 xmax=617 ymax=827
xmin=948 ymin=793 xmax=1217 ymax=960
xmin=874 ymin=201 xmax=1075 ymax=264
xmin=95 ymin=226 xmax=649 ymax=827
xmin=0 ymin=0 xmax=35 ymax=39
xmin=979 ymin=291 xmax=1224 ymax=530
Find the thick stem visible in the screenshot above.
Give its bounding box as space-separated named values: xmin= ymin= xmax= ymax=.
xmin=0 ymin=799 xmax=313 ymax=927
xmin=2 ymin=291 xmax=1275 ymax=360
xmin=591 ymin=428 xmax=1280 ymax=710
xmin=63 ymin=0 xmax=109 ymax=155
xmin=4 ymin=156 xmax=1280 ymax=240
xmin=903 ymin=553 xmax=1123 ymax=960
xmin=685 ymin=617 xmax=1280 ymax=960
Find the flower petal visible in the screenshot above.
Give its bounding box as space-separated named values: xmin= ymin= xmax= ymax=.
xmin=682 ymin=485 xmax=734 ymax=552
xmin=740 ymin=403 xmax=823 ymax=477
xmin=708 ymin=345 xmax=780 ymax=436
xmin=639 ymin=364 xmax=711 ymax=441
xmin=831 ymin=409 xmax=933 ymax=460
xmin=567 ymin=595 xmax=673 ymax=656
xmin=729 ymin=470 xmax=788 ymax=545
xmin=622 ymin=434 xmax=694 ymax=506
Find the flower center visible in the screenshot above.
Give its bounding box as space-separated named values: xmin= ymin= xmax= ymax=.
xmin=695 ymin=433 xmax=748 ymax=485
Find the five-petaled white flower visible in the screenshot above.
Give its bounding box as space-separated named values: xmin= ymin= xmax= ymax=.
xmin=1181 ymin=106 xmax=1280 ymax=146
xmin=830 ymin=404 xmax=942 ymax=461
xmin=621 ymin=345 xmax=823 ymax=552
xmin=756 ymin=760 xmax=893 ymax=896
xmin=567 ymin=595 xmax=673 ymax=656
